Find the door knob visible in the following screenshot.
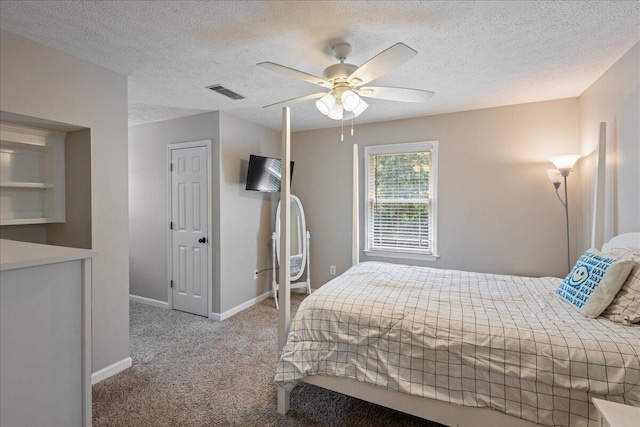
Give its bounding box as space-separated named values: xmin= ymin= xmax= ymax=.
xmin=198 ymin=237 xmax=207 ymax=244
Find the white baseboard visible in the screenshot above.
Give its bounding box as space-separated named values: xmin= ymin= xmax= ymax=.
xmin=209 ymin=290 xmax=272 ymax=321
xmin=129 ymin=294 xmax=169 ymax=308
xmin=209 ymin=287 xmax=316 ymax=321
xmin=92 ymin=357 xmax=132 ymax=385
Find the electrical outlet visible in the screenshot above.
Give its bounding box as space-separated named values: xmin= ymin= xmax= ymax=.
xmin=330 ymin=265 xmax=336 ymax=275
xmin=254 ymin=269 xmax=258 ymax=280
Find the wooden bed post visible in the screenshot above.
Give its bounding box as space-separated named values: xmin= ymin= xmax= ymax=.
xmin=277 ymin=106 xmax=291 ymax=414
xmin=352 ymin=143 xmax=359 ymax=266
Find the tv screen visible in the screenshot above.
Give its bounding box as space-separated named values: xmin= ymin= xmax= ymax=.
xmin=245 ymin=154 xmax=294 ymax=192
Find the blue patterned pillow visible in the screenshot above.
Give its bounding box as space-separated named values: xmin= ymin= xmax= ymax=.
xmin=557 ymin=249 xmax=634 ymax=318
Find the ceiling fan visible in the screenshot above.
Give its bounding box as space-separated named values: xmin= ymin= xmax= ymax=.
xmin=258 ymin=42 xmax=434 ymax=121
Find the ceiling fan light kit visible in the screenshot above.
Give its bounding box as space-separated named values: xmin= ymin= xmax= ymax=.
xmin=351 ymin=98 xmax=369 ymax=117
xmin=327 ymin=103 xmax=344 ymax=120
xmin=258 ymin=41 xmax=434 ymax=137
xmin=316 ymin=89 xmax=366 ymax=120
xmin=315 ymin=93 xmax=335 ymax=115
xmin=341 ymin=90 xmax=360 ymax=111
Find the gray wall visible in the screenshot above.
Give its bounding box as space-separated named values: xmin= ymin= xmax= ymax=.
xmin=218 ymin=112 xmax=281 ymax=312
xmin=577 ymin=42 xmax=639 ymax=252
xmin=128 ymin=111 xmax=280 ymax=314
xmin=0 ymin=30 xmax=129 ymax=373
xmin=291 ymin=98 xmax=580 ymax=287
xmin=0 ymin=225 xmax=47 ymax=243
xmin=47 ymin=129 xmax=92 ymax=249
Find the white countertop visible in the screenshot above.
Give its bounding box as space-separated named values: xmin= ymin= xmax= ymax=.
xmin=0 ymin=239 xmax=97 ymax=271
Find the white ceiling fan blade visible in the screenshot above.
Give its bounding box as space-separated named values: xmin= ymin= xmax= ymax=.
xmin=348 ymin=43 xmax=417 ymax=87
xmin=358 ymin=86 xmax=435 ymax=103
xmin=263 ymin=92 xmax=327 ymax=108
xmin=257 ymin=62 xmax=332 ymax=88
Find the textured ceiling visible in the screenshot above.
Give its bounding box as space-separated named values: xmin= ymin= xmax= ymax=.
xmin=0 ymin=1 xmax=638 ymax=132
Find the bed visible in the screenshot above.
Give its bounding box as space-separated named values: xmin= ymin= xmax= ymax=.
xmin=275 ymin=258 xmax=640 ymax=426
xmin=273 ymin=108 xmax=640 ymax=426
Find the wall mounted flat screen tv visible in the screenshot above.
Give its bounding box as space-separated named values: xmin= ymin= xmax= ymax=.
xmin=245 ymin=154 xmax=294 ymax=192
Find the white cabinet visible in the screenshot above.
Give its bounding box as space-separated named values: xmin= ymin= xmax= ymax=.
xmin=0 ymin=239 xmax=95 ymax=427
xmin=0 ymin=122 xmax=66 ymax=225
xmin=593 ymin=398 xmax=640 ymax=427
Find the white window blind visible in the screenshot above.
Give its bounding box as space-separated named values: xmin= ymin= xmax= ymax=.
xmin=364 ymin=142 xmax=438 ymax=258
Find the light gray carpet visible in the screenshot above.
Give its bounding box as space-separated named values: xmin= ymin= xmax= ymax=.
xmin=92 ymin=294 xmax=444 ymax=426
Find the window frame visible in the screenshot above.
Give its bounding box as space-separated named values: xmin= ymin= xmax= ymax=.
xmin=363 ymin=140 xmax=439 ymax=261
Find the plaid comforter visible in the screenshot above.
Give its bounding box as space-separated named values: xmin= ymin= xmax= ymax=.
xmin=275 ymin=262 xmax=640 ymax=426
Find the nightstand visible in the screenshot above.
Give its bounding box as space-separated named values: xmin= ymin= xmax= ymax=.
xmin=592 ymin=398 xmax=640 ymax=427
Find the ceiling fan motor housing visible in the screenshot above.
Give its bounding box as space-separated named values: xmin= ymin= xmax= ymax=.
xmin=323 ymin=63 xmax=358 ymax=101
xmin=322 ymin=63 xmax=358 ymax=82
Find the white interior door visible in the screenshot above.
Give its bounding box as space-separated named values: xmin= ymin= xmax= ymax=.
xmin=171 ymin=145 xmax=208 ymax=317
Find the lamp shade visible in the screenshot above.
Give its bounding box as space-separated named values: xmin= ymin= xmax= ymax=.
xmin=327 ymin=103 xmax=343 ymax=120
xmin=341 ymin=90 xmax=360 ymax=111
xmin=352 ymin=99 xmax=369 ymax=117
xmin=315 ymin=93 xmax=335 ymax=116
xmin=549 ymin=154 xmax=581 ymax=172
xmin=547 ymin=169 xmax=562 ymax=184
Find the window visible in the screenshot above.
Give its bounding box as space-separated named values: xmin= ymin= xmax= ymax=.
xmin=364 ymin=141 xmax=438 ymax=260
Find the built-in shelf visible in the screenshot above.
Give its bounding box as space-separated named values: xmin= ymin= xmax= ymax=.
xmin=0 ymin=182 xmax=55 ymax=189
xmin=0 ymin=218 xmax=57 ymax=226
xmin=0 ymin=122 xmax=66 ymax=226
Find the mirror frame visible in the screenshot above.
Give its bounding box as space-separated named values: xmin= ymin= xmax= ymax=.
xmin=275 ymin=194 xmax=307 ymax=282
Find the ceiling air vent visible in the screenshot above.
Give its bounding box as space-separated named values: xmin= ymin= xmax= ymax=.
xmin=206 ymin=84 xmax=245 ymax=100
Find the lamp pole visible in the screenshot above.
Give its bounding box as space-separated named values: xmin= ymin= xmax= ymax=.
xmin=563 ymin=174 xmax=570 ymax=272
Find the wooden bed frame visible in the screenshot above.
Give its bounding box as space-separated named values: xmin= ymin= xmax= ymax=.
xmin=275 ymin=107 xmax=637 ymax=426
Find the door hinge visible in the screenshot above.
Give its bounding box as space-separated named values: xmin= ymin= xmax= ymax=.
xmin=170 ymin=221 xmax=174 ymax=230
xmin=170 ymin=163 xmax=174 ymax=171
xmin=170 ymin=280 xmax=174 ymax=288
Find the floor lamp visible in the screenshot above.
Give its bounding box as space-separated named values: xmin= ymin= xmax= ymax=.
xmin=548 ymin=154 xmax=581 ymax=273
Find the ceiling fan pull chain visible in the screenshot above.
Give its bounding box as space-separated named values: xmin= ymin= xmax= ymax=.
xmin=351 ymin=118 xmax=354 ymax=136
xmin=341 ymin=119 xmax=344 ymax=142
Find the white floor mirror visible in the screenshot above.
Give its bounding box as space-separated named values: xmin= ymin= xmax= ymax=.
xmin=272 ymin=194 xmax=311 ymax=309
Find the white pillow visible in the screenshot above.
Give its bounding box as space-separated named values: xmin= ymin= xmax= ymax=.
xmin=602 ymin=248 xmax=640 ymax=324
xmin=556 ymin=249 xmax=634 ymax=318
